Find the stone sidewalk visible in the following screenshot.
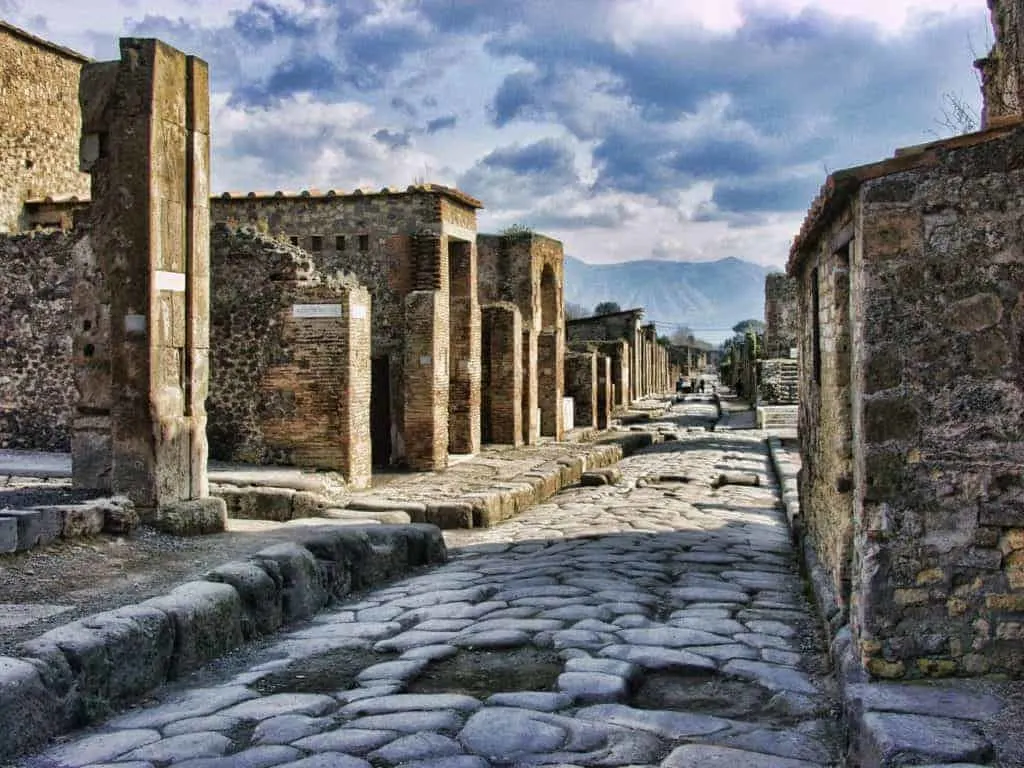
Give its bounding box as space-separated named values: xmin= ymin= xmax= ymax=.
xmin=14 ymin=403 xmax=850 ymax=767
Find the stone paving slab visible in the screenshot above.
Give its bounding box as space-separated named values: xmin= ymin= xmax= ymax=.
xmin=12 ymin=402 xmax=847 ymax=768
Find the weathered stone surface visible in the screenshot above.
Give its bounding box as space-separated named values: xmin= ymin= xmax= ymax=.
xmin=42 ymin=729 xmax=161 ymax=767
xmin=0 ymin=656 xmax=59 ymax=759
xmin=142 ymin=582 xmax=244 ymax=679
xmin=0 ymin=517 xmax=17 ymax=553
xmin=857 ymin=712 xmax=993 ymax=767
xmin=251 ymin=543 xmax=327 ymax=622
xmin=152 ymin=497 xmax=227 ymax=536
xmin=4 ymin=508 xmax=61 ymax=550
xmin=204 ymin=560 xmax=283 ymax=638
xmin=662 ymin=744 xmax=819 ymax=767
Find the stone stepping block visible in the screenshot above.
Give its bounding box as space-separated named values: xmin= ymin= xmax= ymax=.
xmin=580 ymin=467 xmax=623 ymax=486
xmin=662 ymin=744 xmax=819 ymax=767
xmin=856 ymin=712 xmax=993 ymax=767
xmin=713 ymin=472 xmax=761 ymax=488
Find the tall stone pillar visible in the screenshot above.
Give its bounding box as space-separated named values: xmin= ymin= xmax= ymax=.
xmin=522 ymin=330 xmax=539 ymax=444
xmin=597 ymin=355 xmax=612 ymax=428
xmin=538 ymin=330 xmax=563 ymax=439
xmin=565 ymin=352 xmax=598 ymax=430
xmin=405 ymin=290 xmax=448 ymax=470
xmin=74 ymin=38 xmax=223 ymax=531
xmin=447 ymin=239 xmax=481 ymax=455
xmin=481 ymin=303 xmax=522 ymax=445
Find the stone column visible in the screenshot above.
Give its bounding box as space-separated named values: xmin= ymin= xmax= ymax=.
xmin=538 ymin=330 xmax=563 ymax=439
xmin=522 ymin=330 xmax=539 ymax=444
xmin=404 ymin=289 xmax=448 ymax=470
xmin=565 ymin=352 xmax=598 ymax=430
xmin=597 ymin=355 xmax=612 ymax=429
xmin=481 ymin=303 xmax=522 ymax=445
xmin=74 ymin=38 xmax=223 ymax=532
xmin=447 ymin=238 xmax=481 ymax=455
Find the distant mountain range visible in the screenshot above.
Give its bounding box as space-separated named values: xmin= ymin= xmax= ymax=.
xmin=564 ymin=256 xmax=775 ymax=345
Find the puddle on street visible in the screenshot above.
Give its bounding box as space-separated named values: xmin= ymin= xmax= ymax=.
xmin=408 ymin=648 xmax=563 ymax=698
xmin=252 ymin=647 xmax=391 ymax=695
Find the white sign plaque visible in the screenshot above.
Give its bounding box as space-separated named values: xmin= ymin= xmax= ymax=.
xmin=351 ymin=304 xmax=367 ymax=320
xmin=155 ymin=270 xmax=186 ymax=292
xmin=293 ymin=303 xmax=343 ymax=319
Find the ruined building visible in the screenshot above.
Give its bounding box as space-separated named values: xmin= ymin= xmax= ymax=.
xmin=758 ymin=273 xmax=799 ymax=407
xmin=567 ymin=308 xmax=662 ymax=404
xmin=477 ymin=232 xmax=565 ymax=443
xmin=790 ymin=120 xmax=1024 ymax=678
xmin=976 ymin=0 xmax=1024 ymax=127
xmin=211 ymin=187 xmax=482 ymax=471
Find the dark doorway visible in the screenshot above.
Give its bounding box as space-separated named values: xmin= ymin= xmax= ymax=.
xmin=371 ymin=355 xmax=392 ymax=466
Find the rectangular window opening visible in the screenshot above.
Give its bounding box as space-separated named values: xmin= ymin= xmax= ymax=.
xmin=336 ymin=235 xmax=346 ymax=251
xmin=311 ymin=235 xmax=323 ymax=252
xmin=811 ymin=267 xmax=821 ymax=385
xmin=289 ymin=236 xmax=299 ymax=246
xmin=359 ymin=234 xmax=370 ymax=252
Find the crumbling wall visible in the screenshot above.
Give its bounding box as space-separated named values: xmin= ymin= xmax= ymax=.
xmin=977 ymin=0 xmax=1024 ymax=127
xmin=208 ymin=226 xmax=371 ymax=486
xmin=481 ymin=302 xmax=522 ymax=445
xmin=764 ymin=272 xmax=799 ymax=359
xmin=0 ymin=22 xmax=90 ymax=233
xmin=0 ymin=230 xmax=78 ymax=449
xmin=758 ymin=358 xmax=799 ymax=404
xmin=565 ymin=351 xmax=598 ymax=430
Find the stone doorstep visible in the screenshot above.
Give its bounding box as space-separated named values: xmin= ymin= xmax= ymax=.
xmin=764 ymin=437 xmax=1004 ymax=768
xmin=0 ymin=522 xmax=447 ymax=763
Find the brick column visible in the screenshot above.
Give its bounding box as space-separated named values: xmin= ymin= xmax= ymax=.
xmin=538 ymin=330 xmax=563 ymax=439
xmin=565 ymin=351 xmax=598 ymax=429
xmin=447 ymin=239 xmax=480 ymax=455
xmin=597 ymin=355 xmax=612 ymax=428
xmin=74 ymin=38 xmax=221 ymax=528
xmin=404 ymin=289 xmax=448 ymax=470
xmin=481 ymin=303 xmax=522 ymax=445
xmin=522 ymin=330 xmax=539 ymax=444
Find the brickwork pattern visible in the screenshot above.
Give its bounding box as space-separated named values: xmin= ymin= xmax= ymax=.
xmin=481 ymin=302 xmax=523 ymax=445
xmin=208 ymin=226 xmax=371 ymax=487
xmin=764 ymin=272 xmax=800 ymax=359
xmin=565 ymin=351 xmax=598 ymax=429
xmin=0 ymin=22 xmax=90 ymax=233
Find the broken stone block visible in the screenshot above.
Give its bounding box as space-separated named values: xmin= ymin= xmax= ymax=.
xmin=151 ymin=498 xmax=227 ymax=536
xmin=251 ymin=543 xmax=327 ymax=622
xmin=102 ymin=497 xmax=138 ymax=535
xmin=0 ymin=518 xmax=17 ymax=554
xmin=215 ymin=486 xmax=295 ymax=522
xmin=3 ymin=508 xmax=62 ymax=551
xmin=346 ymin=498 xmax=427 ymax=522
xmin=0 ymin=656 xmax=58 ymax=759
xmin=291 ymin=491 xmax=335 ymax=519
xmin=46 ymin=503 xmax=106 ymax=538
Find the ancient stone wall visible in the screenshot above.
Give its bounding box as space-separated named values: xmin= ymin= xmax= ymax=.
xmin=794 ymin=208 xmax=856 ymax=622
xmin=0 ymin=22 xmax=91 ymax=234
xmin=596 ymin=355 xmax=612 ymax=428
xmin=850 ymin=131 xmax=1024 ymax=678
xmin=567 ymin=310 xmax=642 ymax=401
xmin=481 ymin=302 xmax=522 ymax=445
xmin=764 ymin=272 xmax=799 ymax=359
xmin=0 ymin=230 xmax=79 ymax=450
xmin=211 ymin=187 xmax=481 ymax=468
xmin=478 ymin=232 xmax=566 ymax=442
xmin=565 ymin=351 xmax=598 ymax=430
xmin=208 ymin=226 xmax=371 ymax=486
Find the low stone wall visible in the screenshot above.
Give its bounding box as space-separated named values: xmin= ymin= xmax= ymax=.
xmin=758 ymin=358 xmax=798 ymax=405
xmin=0 ymin=231 xmax=78 ymax=451
xmin=0 ymin=523 xmax=446 ymax=761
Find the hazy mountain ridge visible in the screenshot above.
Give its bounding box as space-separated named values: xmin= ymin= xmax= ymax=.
xmin=564 ymin=256 xmax=774 ymax=344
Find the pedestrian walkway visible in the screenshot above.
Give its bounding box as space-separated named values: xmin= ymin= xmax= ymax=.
xmin=23 ymin=401 xmax=844 ymax=767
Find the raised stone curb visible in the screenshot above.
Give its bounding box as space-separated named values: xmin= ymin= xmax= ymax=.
xmin=341 ymin=433 xmax=658 ymax=530
xmin=0 ymin=523 xmax=446 ymax=762
xmin=766 ymin=436 xmax=1002 ymax=767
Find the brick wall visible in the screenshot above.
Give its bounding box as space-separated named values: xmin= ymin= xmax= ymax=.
xmin=0 ymin=230 xmax=79 ymax=450
xmin=481 ymin=302 xmax=522 ymax=445
xmin=565 ymin=351 xmax=598 ymax=429
xmin=212 ymin=187 xmax=480 ymax=468
xmin=208 ymin=226 xmax=371 ymax=487
xmin=0 ymin=22 xmax=90 ymax=233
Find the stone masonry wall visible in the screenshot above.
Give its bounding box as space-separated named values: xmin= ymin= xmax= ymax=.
xmin=0 ymin=22 xmax=91 ymax=233
xmin=977 ymin=0 xmax=1023 ymax=127
xmin=0 ymin=230 xmax=79 ymax=450
xmin=764 ymin=272 xmax=800 ymax=359
xmin=565 ymin=351 xmax=598 ymax=430
xmin=212 ymin=188 xmax=479 ymax=467
xmin=851 ymin=129 xmax=1024 ymax=678
xmin=208 ymin=227 xmax=371 ymax=487
xmin=795 ymin=208 xmax=856 ymax=621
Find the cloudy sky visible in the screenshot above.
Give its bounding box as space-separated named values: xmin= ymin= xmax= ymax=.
xmin=4 ymin=0 xmax=991 ymax=268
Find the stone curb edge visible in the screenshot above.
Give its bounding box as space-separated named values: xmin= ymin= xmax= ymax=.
xmin=0 ymin=523 xmax=447 ymax=762
xmin=765 ymin=436 xmax=999 ymax=768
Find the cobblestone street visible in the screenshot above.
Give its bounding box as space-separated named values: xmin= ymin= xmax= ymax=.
xmin=24 ymin=400 xmax=844 ymax=768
